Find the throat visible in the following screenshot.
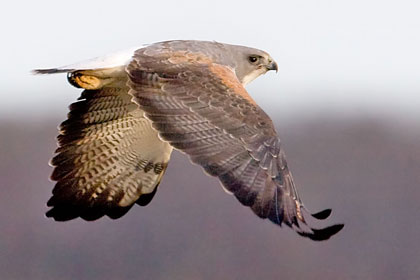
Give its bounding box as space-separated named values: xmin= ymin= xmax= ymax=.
xmin=241 ymin=69 xmax=266 ymax=86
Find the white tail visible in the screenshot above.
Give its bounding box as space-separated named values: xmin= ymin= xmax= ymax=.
xmin=32 ymin=46 xmax=144 ymax=74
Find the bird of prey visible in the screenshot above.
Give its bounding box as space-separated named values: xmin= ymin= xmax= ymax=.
xmin=34 ymin=40 xmax=343 ymax=241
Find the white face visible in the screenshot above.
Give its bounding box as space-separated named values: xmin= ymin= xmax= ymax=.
xmin=240 ymin=67 xmax=269 ymax=86
xmin=227 ymin=44 xmax=277 ymax=86
xmin=237 ymin=52 xmax=277 ymax=86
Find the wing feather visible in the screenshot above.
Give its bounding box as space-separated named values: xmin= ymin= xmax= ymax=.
xmin=127 ymin=47 xmax=343 ymax=240
xmin=47 ymin=71 xmax=172 ymax=221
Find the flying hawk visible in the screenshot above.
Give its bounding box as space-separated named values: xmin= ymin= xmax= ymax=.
xmin=34 ymin=40 xmax=343 ymax=241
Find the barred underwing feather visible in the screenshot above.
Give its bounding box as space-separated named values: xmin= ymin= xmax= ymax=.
xmin=46 ymin=71 xmax=172 ymax=221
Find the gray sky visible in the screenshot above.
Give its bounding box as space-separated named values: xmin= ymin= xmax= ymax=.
xmin=1 ymin=0 xmax=419 ymax=120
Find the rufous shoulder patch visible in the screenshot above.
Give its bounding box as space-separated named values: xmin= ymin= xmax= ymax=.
xmin=209 ymin=64 xmax=257 ymax=105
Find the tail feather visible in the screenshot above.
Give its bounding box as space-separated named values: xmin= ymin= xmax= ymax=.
xmin=32 ymin=68 xmax=73 ymax=75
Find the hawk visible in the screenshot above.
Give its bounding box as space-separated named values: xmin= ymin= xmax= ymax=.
xmin=35 ymin=40 xmax=343 ymax=241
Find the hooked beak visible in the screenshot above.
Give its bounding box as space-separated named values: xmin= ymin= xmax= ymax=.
xmin=267 ymin=61 xmax=278 ymax=73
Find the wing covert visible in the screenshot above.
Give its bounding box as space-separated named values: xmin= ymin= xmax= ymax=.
xmin=127 ymin=49 xmax=343 ymax=240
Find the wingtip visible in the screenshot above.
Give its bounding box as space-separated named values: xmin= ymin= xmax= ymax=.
xmin=297 ymin=223 xmax=345 ymax=241
xmin=311 ymin=208 xmax=332 ymax=220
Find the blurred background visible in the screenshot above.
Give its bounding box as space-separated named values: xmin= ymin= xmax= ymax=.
xmin=1 ymin=0 xmax=419 ymax=279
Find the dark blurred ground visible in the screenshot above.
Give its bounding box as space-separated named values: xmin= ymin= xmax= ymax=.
xmin=0 ymin=115 xmax=419 ymax=280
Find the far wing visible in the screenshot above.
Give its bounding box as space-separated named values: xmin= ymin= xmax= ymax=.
xmin=127 ymin=49 xmax=343 ymax=240
xmin=42 ymin=68 xmax=172 ymax=221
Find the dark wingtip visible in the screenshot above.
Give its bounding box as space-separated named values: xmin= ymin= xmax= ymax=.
xmin=136 ymin=185 xmax=159 ymax=206
xmin=311 ymin=208 xmax=332 ymax=220
xmin=46 ymin=202 xmax=132 ymax=221
xmin=45 ymin=207 xmax=79 ymax=221
xmin=298 ymin=224 xmax=345 ymax=241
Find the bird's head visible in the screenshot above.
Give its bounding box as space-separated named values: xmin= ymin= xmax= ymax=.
xmin=228 ymin=45 xmax=278 ymax=85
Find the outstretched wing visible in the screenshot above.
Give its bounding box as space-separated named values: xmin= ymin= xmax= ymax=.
xmin=127 ymin=49 xmax=343 ymax=240
xmin=43 ymin=68 xmax=172 ymax=221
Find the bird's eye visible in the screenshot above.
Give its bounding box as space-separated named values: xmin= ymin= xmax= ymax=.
xmin=248 ymin=56 xmax=258 ymax=63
